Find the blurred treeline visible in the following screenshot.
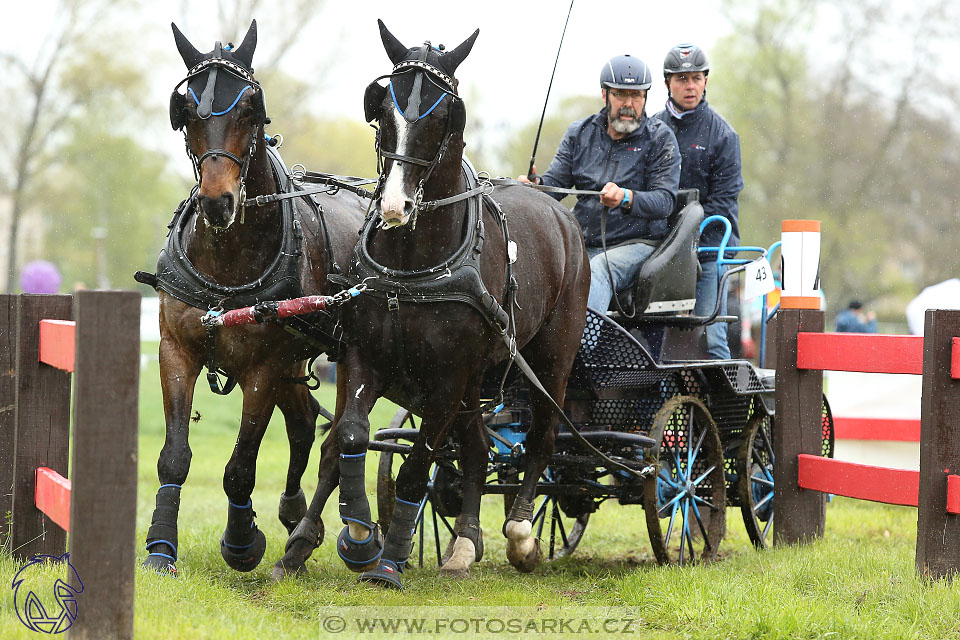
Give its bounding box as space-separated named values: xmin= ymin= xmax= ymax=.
xmin=3 ymin=0 xmax=959 ymax=324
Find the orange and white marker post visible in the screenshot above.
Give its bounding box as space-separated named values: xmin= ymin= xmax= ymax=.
xmin=780 ymin=220 xmax=821 ymax=310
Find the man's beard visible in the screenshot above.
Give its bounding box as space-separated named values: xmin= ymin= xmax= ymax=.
xmin=607 ymin=97 xmax=642 ymax=134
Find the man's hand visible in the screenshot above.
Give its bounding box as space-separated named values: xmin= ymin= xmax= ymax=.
xmin=517 ymin=164 xmax=538 ymax=184
xmin=600 ymin=181 xmax=628 ymax=208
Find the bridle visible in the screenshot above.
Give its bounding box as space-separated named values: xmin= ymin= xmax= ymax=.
xmin=368 ymin=44 xmax=490 ymax=227
xmin=171 ymin=42 xmax=266 ymax=211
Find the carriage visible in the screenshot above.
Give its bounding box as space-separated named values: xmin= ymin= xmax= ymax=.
xmin=370 ymin=191 xmax=835 ymax=566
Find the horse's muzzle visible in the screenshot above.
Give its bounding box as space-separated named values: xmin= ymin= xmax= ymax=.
xmin=379 ymin=195 xmax=415 ymax=228
xmin=198 ymin=193 xmax=237 ymax=229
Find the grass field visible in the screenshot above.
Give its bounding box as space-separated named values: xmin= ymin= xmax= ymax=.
xmin=2 ymin=344 xmax=960 ymax=639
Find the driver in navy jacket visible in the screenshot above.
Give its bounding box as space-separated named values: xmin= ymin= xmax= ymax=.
xmin=519 ymin=55 xmax=680 ymax=312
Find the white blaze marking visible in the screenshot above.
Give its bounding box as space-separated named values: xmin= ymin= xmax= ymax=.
xmin=381 ymin=115 xmax=412 ymax=223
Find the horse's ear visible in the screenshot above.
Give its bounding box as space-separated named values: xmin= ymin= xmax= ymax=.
xmin=169 ymin=91 xmax=187 ymax=130
xmin=449 ymin=97 xmax=466 ymax=135
xmin=378 ymin=19 xmax=408 ymax=65
xmin=233 ymin=19 xmax=258 ymax=68
xmin=172 ymin=22 xmax=203 ymax=69
xmin=442 ymin=29 xmax=479 ymax=74
xmin=364 ymin=82 xmax=387 ymax=122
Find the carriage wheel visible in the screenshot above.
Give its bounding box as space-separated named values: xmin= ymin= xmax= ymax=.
xmin=738 ymin=394 xmax=835 ymax=549
xmin=642 ymin=396 xmax=726 ymax=565
xmin=737 ymin=411 xmax=775 ymax=549
xmin=531 ymin=468 xmax=590 ymax=560
xmin=375 ymin=409 xmax=457 ymax=568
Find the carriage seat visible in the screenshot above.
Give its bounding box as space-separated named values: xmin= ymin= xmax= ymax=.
xmin=612 ymin=189 xmax=703 ymax=317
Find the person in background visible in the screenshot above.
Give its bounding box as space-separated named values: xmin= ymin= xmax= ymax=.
xmin=519 ymin=54 xmax=680 ymax=313
xmin=654 ymin=43 xmax=743 ymax=359
xmin=835 ymin=299 xmax=877 ymax=333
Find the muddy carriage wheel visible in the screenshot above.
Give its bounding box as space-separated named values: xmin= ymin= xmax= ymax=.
xmin=738 ymin=394 xmax=835 ymax=549
xmin=375 ymin=409 xmax=459 ymax=568
xmin=737 ymin=411 xmax=775 ymax=549
xmin=530 ymin=468 xmax=591 ymax=560
xmin=643 ymin=396 xmax=726 ymax=565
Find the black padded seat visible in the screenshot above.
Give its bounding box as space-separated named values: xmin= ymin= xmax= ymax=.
xmin=612 ymin=189 xmax=703 ymax=317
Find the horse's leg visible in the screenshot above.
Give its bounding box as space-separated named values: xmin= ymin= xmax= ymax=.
xmin=272 ymin=364 xmax=346 ymax=581
xmin=219 ymin=370 xmax=278 ymax=572
xmin=439 ymin=384 xmax=487 ymax=579
xmin=504 ymin=311 xmax=585 ymax=573
xmin=361 ymin=385 xmax=468 ymax=589
xmin=330 ymin=349 xmax=385 ymax=573
xmin=143 ymin=340 xmax=202 ymax=575
xmin=274 ymin=363 xmax=317 ymax=535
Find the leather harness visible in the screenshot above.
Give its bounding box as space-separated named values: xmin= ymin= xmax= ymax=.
xmin=135 ymin=145 xmax=345 ymax=393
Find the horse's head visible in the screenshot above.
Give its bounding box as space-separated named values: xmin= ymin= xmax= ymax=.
xmin=169 ymin=20 xmax=268 ymax=230
xmin=363 ymin=20 xmax=478 ymax=229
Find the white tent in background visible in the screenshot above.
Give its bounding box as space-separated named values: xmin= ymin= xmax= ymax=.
xmin=905 ymin=278 xmax=960 ymax=336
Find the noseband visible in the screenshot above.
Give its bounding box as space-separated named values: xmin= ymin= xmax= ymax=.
xmin=172 ymin=42 xmax=266 ymax=209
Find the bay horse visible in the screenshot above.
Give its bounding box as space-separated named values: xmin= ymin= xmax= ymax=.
xmin=137 ymin=20 xmax=366 ymax=576
xmin=276 ymin=21 xmax=589 ymax=588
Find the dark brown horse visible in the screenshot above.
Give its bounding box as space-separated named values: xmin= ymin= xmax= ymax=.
xmin=275 ymin=21 xmax=589 ymax=588
xmin=138 ymin=20 xmax=366 ymax=576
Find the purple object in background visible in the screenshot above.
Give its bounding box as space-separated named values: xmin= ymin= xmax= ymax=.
xmin=19 ymin=260 xmax=62 ymax=294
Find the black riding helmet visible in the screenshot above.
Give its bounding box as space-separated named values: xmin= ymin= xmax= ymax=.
xmin=600 ymin=55 xmax=652 ymax=90
xmin=663 ymin=43 xmax=710 ymax=78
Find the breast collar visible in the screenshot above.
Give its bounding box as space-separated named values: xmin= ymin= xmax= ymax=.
xmin=151 ymin=145 xmax=307 ymax=311
xmin=331 ymin=158 xmax=512 ymax=334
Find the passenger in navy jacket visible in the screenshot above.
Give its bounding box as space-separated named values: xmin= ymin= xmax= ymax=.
xmin=654 ymin=44 xmax=743 ymax=359
xmin=519 ymin=55 xmax=680 ymax=312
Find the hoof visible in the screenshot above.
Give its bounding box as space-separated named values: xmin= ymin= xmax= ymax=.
xmin=359 ymin=560 xmax=403 ymax=589
xmin=220 ymin=527 xmax=267 ymax=572
xmin=505 ymin=524 xmax=541 ymax=574
xmin=278 ymin=489 xmax=307 ymax=535
xmin=271 ymin=558 xmax=307 ymax=583
xmin=143 ymin=554 xmax=178 ymax=577
xmin=337 ymin=525 xmax=383 ymax=573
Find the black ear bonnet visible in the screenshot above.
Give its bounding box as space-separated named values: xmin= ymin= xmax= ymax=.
xmin=364 ymin=20 xmax=479 ymax=127
xmin=169 ymin=21 xmax=267 ymax=130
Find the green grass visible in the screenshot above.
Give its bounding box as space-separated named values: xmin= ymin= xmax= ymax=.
xmin=3 ymin=344 xmax=960 ymax=638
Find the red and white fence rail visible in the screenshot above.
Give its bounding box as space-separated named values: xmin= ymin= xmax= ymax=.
xmin=774 ymin=308 xmax=960 ymax=579
xmin=1 ymin=291 xmax=139 ymax=640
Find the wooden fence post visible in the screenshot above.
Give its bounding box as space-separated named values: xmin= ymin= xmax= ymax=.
xmin=1 ymin=295 xmax=17 ymax=549
xmin=916 ymin=309 xmax=960 ymax=579
xmin=68 ymin=290 xmax=139 ymax=640
xmin=10 ymin=294 xmax=73 ymax=560
xmin=773 ymin=308 xmax=826 ymax=545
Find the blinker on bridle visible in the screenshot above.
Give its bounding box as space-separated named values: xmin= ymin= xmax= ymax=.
xmin=171 ymin=41 xmax=266 ymax=212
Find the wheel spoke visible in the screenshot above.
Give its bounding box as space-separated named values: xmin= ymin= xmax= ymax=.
xmin=749 ymin=473 xmax=774 ymax=488
xmin=692 ymin=495 xmax=719 ymax=512
xmin=691 ymin=464 xmax=718 ymax=487
xmin=664 ymin=499 xmax=680 ymax=547
xmin=690 ymin=499 xmax=712 ymax=551
xmin=679 ymin=497 xmax=691 ymax=563
xmin=689 ymin=420 xmax=708 ymax=468
xmin=762 ymin=514 xmax=774 ymax=538
xmin=754 ymin=490 xmax=774 ymax=511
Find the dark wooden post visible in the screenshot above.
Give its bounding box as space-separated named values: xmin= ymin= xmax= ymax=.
xmin=1 ymin=295 xmax=18 ymax=550
xmin=68 ymin=290 xmax=139 ymax=640
xmin=10 ymin=294 xmax=73 ymax=560
xmin=773 ymin=308 xmax=826 ymax=545
xmin=916 ymin=309 xmax=960 ymax=579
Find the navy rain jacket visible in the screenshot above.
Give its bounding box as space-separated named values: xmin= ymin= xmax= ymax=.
xmin=654 ymin=99 xmax=743 ymax=260
xmin=540 ymin=109 xmax=680 ymax=249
